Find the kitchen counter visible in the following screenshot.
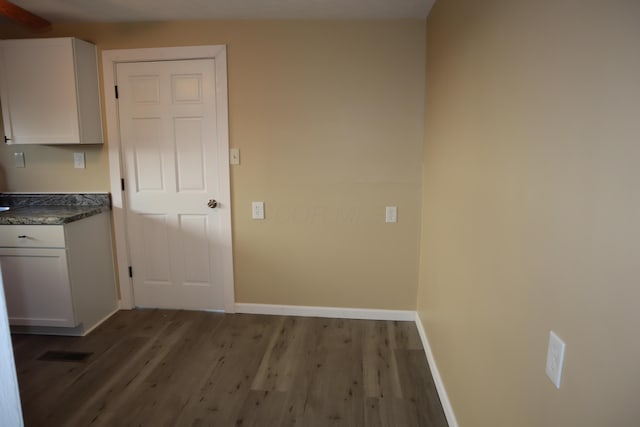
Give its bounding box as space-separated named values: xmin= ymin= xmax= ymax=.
xmin=0 ymin=193 xmax=111 ymax=225
xmin=0 ymin=205 xmax=109 ymax=225
xmin=0 ymin=193 xmax=117 ymax=336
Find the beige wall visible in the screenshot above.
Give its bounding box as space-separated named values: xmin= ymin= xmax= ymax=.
xmin=0 ymin=20 xmax=426 ymax=309
xmin=418 ymin=1 xmax=640 ymax=426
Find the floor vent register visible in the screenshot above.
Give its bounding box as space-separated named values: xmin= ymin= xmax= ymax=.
xmin=37 ymin=350 xmax=93 ymax=363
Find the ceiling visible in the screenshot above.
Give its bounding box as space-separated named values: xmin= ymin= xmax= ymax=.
xmin=7 ymin=0 xmax=436 ymax=22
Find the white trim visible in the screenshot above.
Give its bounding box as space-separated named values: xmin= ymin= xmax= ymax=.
xmin=0 ymin=267 xmax=23 ymax=426
xmin=235 ymin=303 xmax=415 ymax=321
xmin=102 ymin=45 xmax=235 ymax=313
xmin=414 ymin=312 xmax=459 ymax=427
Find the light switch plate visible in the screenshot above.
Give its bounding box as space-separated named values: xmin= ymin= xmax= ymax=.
xmin=546 ymin=331 xmax=566 ymax=389
xmin=385 ymin=206 xmax=397 ymax=223
xmin=230 ymin=148 xmax=240 ymax=165
xmin=74 ymin=152 xmax=85 ymax=169
xmin=252 ymin=201 xmax=264 ymax=220
xmin=14 ymin=152 xmax=25 ymax=168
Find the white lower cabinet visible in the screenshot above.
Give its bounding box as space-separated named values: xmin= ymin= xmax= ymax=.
xmin=0 ymin=212 xmax=117 ymax=335
xmin=0 ymin=248 xmax=74 ymax=327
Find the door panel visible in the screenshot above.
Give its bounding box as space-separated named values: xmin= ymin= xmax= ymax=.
xmin=179 ymin=215 xmax=212 ymax=285
xmin=171 ymin=73 xmax=203 ymax=103
xmin=139 ymin=214 xmax=171 ymax=285
xmin=175 ymin=117 xmax=206 ymax=191
xmin=132 ymin=117 xmax=165 ymax=191
xmin=131 ymin=75 xmax=160 ymax=104
xmin=117 ymin=59 xmax=223 ymax=310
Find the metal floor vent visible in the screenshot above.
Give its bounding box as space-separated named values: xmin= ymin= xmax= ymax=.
xmin=37 ymin=350 xmax=93 ymax=363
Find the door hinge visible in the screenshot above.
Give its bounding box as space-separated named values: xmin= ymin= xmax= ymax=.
xmin=115 ymin=85 xmax=119 ymax=99
xmin=128 ymin=266 xmax=133 ymax=278
xmin=121 ymin=178 xmax=125 ymax=191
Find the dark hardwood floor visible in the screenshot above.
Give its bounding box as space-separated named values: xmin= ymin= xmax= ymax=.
xmin=11 ymin=310 xmax=448 ymax=427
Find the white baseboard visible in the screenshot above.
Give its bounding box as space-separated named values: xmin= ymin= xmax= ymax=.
xmin=414 ymin=312 xmax=459 ymax=427
xmin=234 ymin=303 xmax=415 ymax=321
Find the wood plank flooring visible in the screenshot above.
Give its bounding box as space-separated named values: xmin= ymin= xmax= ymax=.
xmin=11 ymin=310 xmax=448 ymax=427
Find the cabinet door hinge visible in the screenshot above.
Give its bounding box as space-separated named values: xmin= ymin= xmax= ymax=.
xmin=121 ymin=178 xmax=125 ymax=191
xmin=128 ymin=266 xmax=133 ymax=278
xmin=115 ymin=85 xmax=119 ymax=99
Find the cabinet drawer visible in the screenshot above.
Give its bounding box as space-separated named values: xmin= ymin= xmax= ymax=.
xmin=0 ymin=225 xmax=65 ymax=248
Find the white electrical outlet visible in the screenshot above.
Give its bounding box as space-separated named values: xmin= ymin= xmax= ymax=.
xmin=230 ymin=148 xmax=240 ymax=165
xmin=252 ymin=201 xmax=265 ymax=220
xmin=74 ymin=152 xmax=85 ymax=169
xmin=385 ymin=206 xmax=397 ymax=223
xmin=14 ymin=152 xmax=25 ymax=168
xmin=546 ymin=331 xmax=566 ymax=389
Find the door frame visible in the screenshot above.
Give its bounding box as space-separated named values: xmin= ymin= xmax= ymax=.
xmin=102 ymin=45 xmax=235 ymax=313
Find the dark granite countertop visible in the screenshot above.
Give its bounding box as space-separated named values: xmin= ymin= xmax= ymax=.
xmin=0 ymin=193 xmax=111 ymax=225
xmin=0 ymin=205 xmax=110 ymax=225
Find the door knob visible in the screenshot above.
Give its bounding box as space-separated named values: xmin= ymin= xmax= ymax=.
xmin=208 ymin=199 xmax=218 ymax=209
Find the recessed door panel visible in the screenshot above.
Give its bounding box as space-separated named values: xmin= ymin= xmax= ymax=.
xmin=130 ymin=75 xmax=160 ymax=104
xmin=140 ymin=214 xmax=171 ymax=285
xmin=179 ymin=215 xmax=211 ymax=285
xmin=132 ymin=118 xmax=165 ymax=192
xmin=175 ymin=117 xmax=206 ymax=192
xmin=171 ymin=74 xmax=203 ymax=103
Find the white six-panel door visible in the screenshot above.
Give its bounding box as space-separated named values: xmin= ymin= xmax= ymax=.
xmin=116 ymin=59 xmax=224 ymax=310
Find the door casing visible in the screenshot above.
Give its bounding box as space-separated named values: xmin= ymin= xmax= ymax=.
xmin=102 ymin=46 xmax=235 ymax=312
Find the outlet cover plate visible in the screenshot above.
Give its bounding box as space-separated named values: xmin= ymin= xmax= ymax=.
xmin=230 ymin=148 xmax=240 ymax=165
xmin=14 ymin=152 xmax=25 ymax=168
xmin=252 ymin=201 xmax=264 ymax=220
xmin=74 ymin=152 xmax=86 ymax=169
xmin=546 ymin=331 xmax=566 ymax=389
xmin=385 ymin=206 xmax=397 ymax=223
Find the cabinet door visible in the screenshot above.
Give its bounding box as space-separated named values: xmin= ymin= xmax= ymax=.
xmin=0 ymin=38 xmax=80 ymax=144
xmin=0 ymin=248 xmax=76 ymax=327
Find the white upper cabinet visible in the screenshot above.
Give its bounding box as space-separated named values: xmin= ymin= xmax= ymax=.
xmin=0 ymin=37 xmax=103 ymax=145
